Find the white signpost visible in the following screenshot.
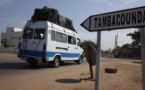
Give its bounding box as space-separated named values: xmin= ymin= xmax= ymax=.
xmin=81 ymin=6 xmax=145 ymax=32
xmin=81 ymin=6 xmax=145 ymax=90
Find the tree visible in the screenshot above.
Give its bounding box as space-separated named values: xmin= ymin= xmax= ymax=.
xmin=1 ymin=38 xmax=10 ymax=48
xmin=102 ymin=48 xmax=112 ymax=54
xmin=127 ymin=29 xmax=140 ymax=46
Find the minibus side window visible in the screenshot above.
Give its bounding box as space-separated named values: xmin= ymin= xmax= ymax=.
xmin=55 ymin=31 xmax=67 ymax=43
xmin=34 ymin=29 xmax=45 ymax=39
xmin=51 ymin=30 xmax=55 ymax=41
xmin=23 ymin=29 xmax=33 ymax=39
xmin=62 ymin=34 xmax=67 ymax=43
xmin=68 ymin=35 xmax=76 ymax=45
xmin=56 ymin=32 xmax=62 ymax=42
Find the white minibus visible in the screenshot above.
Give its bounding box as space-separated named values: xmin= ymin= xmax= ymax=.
xmin=18 ymin=20 xmax=84 ymax=67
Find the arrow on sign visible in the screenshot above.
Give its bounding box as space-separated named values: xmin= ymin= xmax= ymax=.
xmin=81 ymin=16 xmax=91 ymax=31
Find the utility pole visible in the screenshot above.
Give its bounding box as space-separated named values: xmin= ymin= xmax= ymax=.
xmin=114 ymin=34 xmax=118 ymax=49
xmin=114 ymin=34 xmax=118 ymax=57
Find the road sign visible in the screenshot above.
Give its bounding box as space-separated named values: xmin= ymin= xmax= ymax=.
xmin=81 ymin=6 xmax=145 ymax=32
xmin=81 ymin=6 xmax=145 ymax=90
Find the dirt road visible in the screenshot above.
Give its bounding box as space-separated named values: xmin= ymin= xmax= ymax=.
xmin=0 ymin=53 xmax=142 ymax=90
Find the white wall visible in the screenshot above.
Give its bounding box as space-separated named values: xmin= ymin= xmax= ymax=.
xmin=0 ymin=27 xmax=22 ymax=53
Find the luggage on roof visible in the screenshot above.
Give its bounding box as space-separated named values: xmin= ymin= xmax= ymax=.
xmin=31 ymin=6 xmax=60 ymax=24
xmin=59 ymin=15 xmax=75 ymax=31
xmin=31 ymin=6 xmax=76 ymax=32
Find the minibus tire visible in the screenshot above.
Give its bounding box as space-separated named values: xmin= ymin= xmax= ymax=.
xmin=53 ymin=56 xmax=60 ymax=67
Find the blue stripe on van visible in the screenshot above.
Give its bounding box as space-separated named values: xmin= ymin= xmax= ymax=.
xmin=19 ymin=49 xmax=81 ymax=58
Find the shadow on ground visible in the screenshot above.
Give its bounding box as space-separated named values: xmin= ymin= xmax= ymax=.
xmin=55 ymin=79 xmax=81 ymax=83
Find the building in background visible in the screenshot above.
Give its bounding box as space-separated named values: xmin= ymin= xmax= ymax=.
xmin=0 ymin=27 xmax=22 ymax=53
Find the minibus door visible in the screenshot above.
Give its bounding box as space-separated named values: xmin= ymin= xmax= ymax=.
xmin=30 ymin=29 xmax=45 ymax=56
xmin=67 ymin=36 xmax=77 ymax=60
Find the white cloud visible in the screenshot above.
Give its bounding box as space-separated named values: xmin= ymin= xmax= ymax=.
xmin=0 ymin=0 xmax=14 ymax=6
xmin=1 ymin=18 xmax=26 ymax=25
xmin=91 ymin=0 xmax=139 ymax=8
xmin=124 ymin=0 xmax=137 ymax=5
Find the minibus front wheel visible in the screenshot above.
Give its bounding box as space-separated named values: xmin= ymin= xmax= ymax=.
xmin=75 ymin=56 xmax=83 ymax=64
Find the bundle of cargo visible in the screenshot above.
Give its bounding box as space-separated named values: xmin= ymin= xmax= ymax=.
xmin=31 ymin=6 xmax=76 ymax=32
xmin=59 ymin=15 xmax=75 ymax=31
xmin=31 ymin=6 xmax=60 ymax=24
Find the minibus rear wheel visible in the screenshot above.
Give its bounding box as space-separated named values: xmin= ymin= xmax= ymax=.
xmin=28 ymin=60 xmax=38 ymax=66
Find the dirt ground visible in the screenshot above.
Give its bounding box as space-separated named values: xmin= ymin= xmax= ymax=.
xmin=0 ymin=53 xmax=142 ymax=90
xmin=0 ymin=52 xmax=17 ymax=59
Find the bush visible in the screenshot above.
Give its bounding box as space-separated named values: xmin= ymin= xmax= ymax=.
xmin=1 ymin=38 xmax=10 ymax=48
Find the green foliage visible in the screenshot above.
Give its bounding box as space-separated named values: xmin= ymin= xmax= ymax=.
xmin=1 ymin=38 xmax=10 ymax=48
xmin=80 ymin=40 xmax=96 ymax=50
xmin=102 ymin=48 xmax=112 ymax=54
xmin=127 ymin=29 xmax=140 ymax=46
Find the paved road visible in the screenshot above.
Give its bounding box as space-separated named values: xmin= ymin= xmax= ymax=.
xmin=0 ymin=57 xmax=138 ymax=75
xmin=0 ymin=58 xmax=84 ymax=74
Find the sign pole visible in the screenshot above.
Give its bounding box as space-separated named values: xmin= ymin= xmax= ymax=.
xmin=95 ymin=31 xmax=101 ymax=90
xmin=140 ymin=27 xmax=145 ymax=90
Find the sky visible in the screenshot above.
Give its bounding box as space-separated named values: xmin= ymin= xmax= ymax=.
xmin=0 ymin=0 xmax=145 ymax=50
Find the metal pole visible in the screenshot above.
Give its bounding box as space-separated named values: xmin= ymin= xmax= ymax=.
xmin=95 ymin=31 xmax=101 ymax=90
xmin=140 ymin=27 xmax=145 ymax=90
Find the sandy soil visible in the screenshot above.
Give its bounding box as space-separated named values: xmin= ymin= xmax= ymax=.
xmin=0 ymin=52 xmax=17 ymax=59
xmin=0 ymin=53 xmax=142 ymax=90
